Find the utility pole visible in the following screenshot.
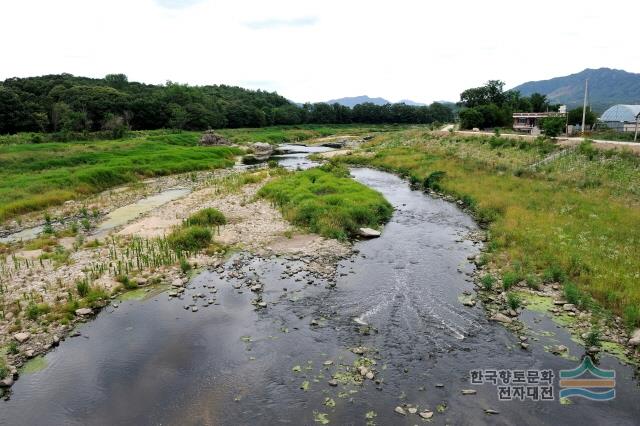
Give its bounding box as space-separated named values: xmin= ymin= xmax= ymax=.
xmin=635 ymin=113 xmax=639 ymax=142
xmin=581 ymin=79 xmax=589 ymax=137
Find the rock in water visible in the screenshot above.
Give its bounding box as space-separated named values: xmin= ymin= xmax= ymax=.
xmin=419 ymin=411 xmax=434 ymax=419
xmin=489 ymin=313 xmax=513 ymax=324
xmin=461 ymin=389 xmax=477 ymax=395
xmin=13 ymin=332 xmax=31 ymax=343
xmin=358 ymin=227 xmax=381 ymax=238
xmin=394 ymin=406 xmax=407 ymax=416
xmin=75 ymin=308 xmax=93 ymax=316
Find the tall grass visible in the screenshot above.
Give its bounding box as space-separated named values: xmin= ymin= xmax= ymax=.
xmin=0 ymin=135 xmax=240 ymax=222
xmin=258 ymin=163 xmax=393 ymax=240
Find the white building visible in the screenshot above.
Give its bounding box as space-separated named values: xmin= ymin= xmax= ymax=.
xmin=599 ymin=104 xmax=640 ymax=132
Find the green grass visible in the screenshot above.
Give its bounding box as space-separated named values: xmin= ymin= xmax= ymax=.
xmin=336 ymin=130 xmax=640 ymax=327
xmin=185 ymin=207 xmax=227 ymax=228
xmin=167 ymin=225 xmax=212 ymax=253
xmin=258 ymin=163 xmax=393 ymax=240
xmin=0 ymin=134 xmax=240 ymax=222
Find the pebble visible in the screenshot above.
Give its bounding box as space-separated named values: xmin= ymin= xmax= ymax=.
xmin=461 ymin=389 xmax=477 ymax=395
xmin=328 ymin=379 xmax=338 ymax=387
xmin=419 ymin=411 xmax=434 ymax=419
xmin=191 ymin=306 xmax=198 ymax=312
xmin=13 ymin=332 xmax=31 ymax=343
xmin=394 ymin=406 xmax=407 ymax=416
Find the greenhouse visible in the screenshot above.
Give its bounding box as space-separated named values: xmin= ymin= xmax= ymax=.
xmin=599 ymin=104 xmax=640 ymax=132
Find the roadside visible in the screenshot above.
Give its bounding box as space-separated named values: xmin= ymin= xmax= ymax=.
xmin=449 ymin=129 xmax=640 ymax=153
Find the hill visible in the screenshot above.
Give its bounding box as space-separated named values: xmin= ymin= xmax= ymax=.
xmin=325 ymin=95 xmax=390 ymax=107
xmin=512 ymin=68 xmax=640 ymax=112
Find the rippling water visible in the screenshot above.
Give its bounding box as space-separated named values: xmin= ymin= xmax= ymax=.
xmin=2 ymin=168 xmax=639 ymax=426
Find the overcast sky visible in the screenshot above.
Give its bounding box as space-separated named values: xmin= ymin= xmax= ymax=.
xmin=1 ymin=0 xmax=638 ymax=104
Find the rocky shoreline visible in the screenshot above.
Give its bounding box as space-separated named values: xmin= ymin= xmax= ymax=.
xmin=0 ymin=168 xmax=353 ymax=395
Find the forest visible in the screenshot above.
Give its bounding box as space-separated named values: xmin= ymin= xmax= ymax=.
xmin=0 ymin=73 xmax=453 ymax=136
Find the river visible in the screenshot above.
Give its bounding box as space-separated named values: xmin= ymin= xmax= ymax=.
xmin=1 ymin=150 xmax=639 ymax=425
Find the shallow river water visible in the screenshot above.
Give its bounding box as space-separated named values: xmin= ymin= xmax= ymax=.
xmin=1 ymin=163 xmax=639 ymax=425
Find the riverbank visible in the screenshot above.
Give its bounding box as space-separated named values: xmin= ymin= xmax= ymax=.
xmin=0 ymin=164 xmax=353 ymax=391
xmin=328 ymin=130 xmax=640 ymax=364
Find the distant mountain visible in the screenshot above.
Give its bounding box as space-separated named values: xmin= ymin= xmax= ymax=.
xmin=512 ymin=68 xmax=640 ymax=113
xmin=325 ymin=95 xmax=390 ymax=107
xmin=397 ymin=99 xmax=426 ymax=106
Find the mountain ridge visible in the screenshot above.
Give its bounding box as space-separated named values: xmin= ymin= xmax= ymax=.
xmin=511 ymin=68 xmax=640 ymax=112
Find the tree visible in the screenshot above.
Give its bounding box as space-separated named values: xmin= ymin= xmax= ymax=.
xmin=459 ymin=108 xmax=484 ymax=129
xmin=529 ymin=93 xmax=549 ymax=112
xmin=568 ymin=107 xmax=596 ymax=126
xmin=460 ymin=80 xmax=506 ymax=108
xmin=167 ymin=104 xmax=188 ymax=129
xmin=540 ymin=117 xmax=565 ymax=137
xmin=104 ymin=74 xmax=128 ymax=90
xmin=102 ymin=113 xmax=128 ymax=138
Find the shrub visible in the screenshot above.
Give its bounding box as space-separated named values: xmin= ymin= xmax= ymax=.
xmin=506 ymin=292 xmax=521 ymax=310
xmin=423 ymin=171 xmax=446 ymax=191
xmin=180 ymin=258 xmax=192 ymax=274
xmin=26 ymin=302 xmax=41 ymax=320
xmin=542 ymin=264 xmax=566 ymax=283
xmin=185 ymin=208 xmax=227 ymax=229
xmin=116 ymin=274 xmax=137 ymax=290
xmin=0 ymin=358 xmax=8 ymax=380
xmin=7 ymin=342 xmax=18 ymax=355
xmin=480 ymin=274 xmax=495 ymax=291
xmin=623 ymin=305 xmax=640 ymax=329
xmin=76 ymin=279 xmax=90 ymax=297
xmin=563 ymin=282 xmax=581 ymax=305
xmin=525 ymin=274 xmax=540 ymax=290
xmin=167 ymin=225 xmax=212 ymax=253
xmin=584 ymin=327 xmax=601 ymax=347
xmin=502 ymin=271 xmax=521 ymax=290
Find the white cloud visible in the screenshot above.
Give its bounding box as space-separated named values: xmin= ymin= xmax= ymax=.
xmin=1 ymin=0 xmax=638 ymax=104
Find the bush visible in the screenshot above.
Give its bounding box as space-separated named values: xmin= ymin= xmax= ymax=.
xmin=584 ymin=327 xmax=601 ymax=347
xmin=480 ymin=274 xmax=495 ymax=291
xmin=563 ymin=282 xmax=581 ymax=305
xmin=167 ymin=225 xmax=212 ymax=252
xmin=180 ymin=258 xmax=192 ymax=274
xmin=423 ymin=171 xmax=446 ymax=191
xmin=76 ymin=279 xmax=90 ymax=297
xmin=623 ymin=305 xmax=640 ymax=329
xmin=7 ymin=342 xmax=18 ymax=355
xmin=502 ymin=271 xmax=521 ymax=290
xmin=185 ymin=208 xmax=227 ymax=231
xmin=116 ymin=274 xmax=137 ymax=290
xmin=542 ymin=264 xmax=566 ymax=284
xmin=0 ymin=359 xmax=8 ymax=380
xmin=506 ymin=292 xmax=521 ymax=310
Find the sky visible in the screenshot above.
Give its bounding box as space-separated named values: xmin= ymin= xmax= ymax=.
xmin=1 ymin=0 xmax=639 ymax=104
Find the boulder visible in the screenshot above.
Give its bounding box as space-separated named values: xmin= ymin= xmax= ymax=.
xmin=199 ymin=130 xmax=231 ymax=146
xmin=13 ymin=332 xmax=31 ymax=343
xmin=628 ymin=329 xmax=640 ymax=346
xmin=75 ymin=308 xmax=93 ymax=316
xmin=490 ymin=313 xmax=513 ymax=324
xmin=358 ymin=228 xmax=381 ymax=238
xmin=0 ymin=376 xmax=14 ymax=388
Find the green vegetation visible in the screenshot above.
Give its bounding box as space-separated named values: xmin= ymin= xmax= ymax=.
xmin=185 ymin=208 xmax=227 ymax=229
xmin=336 ymin=130 xmax=640 ymax=327
xmin=0 ymin=133 xmax=239 ymax=222
xmin=0 ymin=357 xmax=8 ymax=379
xmin=258 ymin=163 xmax=393 ymax=240
xmin=506 ymin=292 xmax=522 ymax=310
xmin=458 ymin=80 xmax=557 ymax=130
xmin=167 ymin=225 xmax=212 ymax=252
xmin=0 ymin=73 xmax=452 ymax=136
xmin=480 ymin=274 xmax=495 ymax=291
